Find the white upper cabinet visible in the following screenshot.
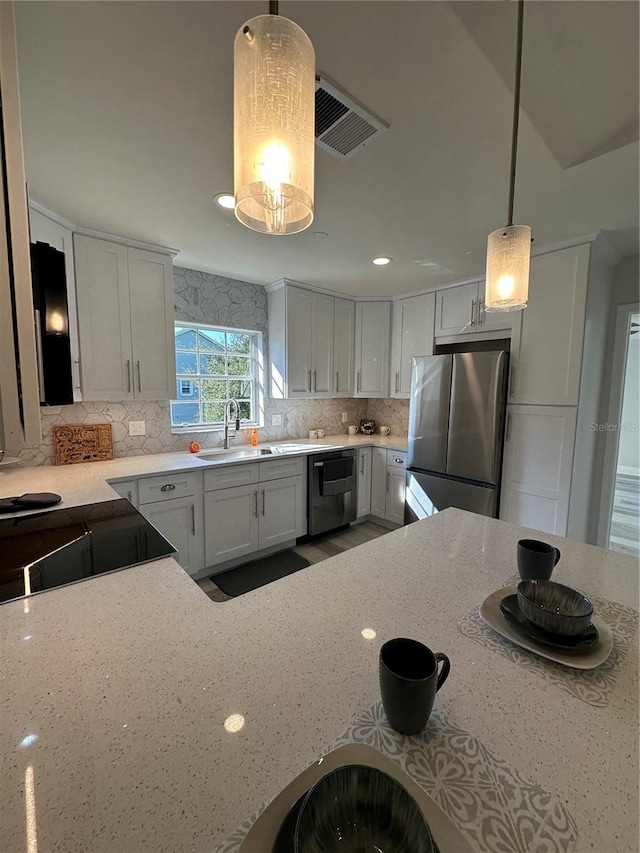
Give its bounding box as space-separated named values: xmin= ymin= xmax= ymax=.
xmin=355 ymin=301 xmax=391 ymax=397
xmin=285 ymin=285 xmax=313 ymax=397
xmin=127 ymin=248 xmax=175 ymax=400
xmin=75 ymin=235 xmax=175 ymax=401
xmin=268 ymin=282 xmax=350 ymax=399
xmin=434 ymin=282 xmax=478 ymax=336
xmin=75 ymin=236 xmax=133 ymax=400
xmin=310 ymin=291 xmax=334 ymax=397
xmin=29 ymin=207 xmax=83 ymax=401
xmin=0 ymin=3 xmax=41 ymax=451
xmin=434 ymin=281 xmax=516 ymax=338
xmin=510 ymin=244 xmax=590 ymax=407
xmin=390 ymin=293 xmax=435 ymax=398
xmin=334 ymin=297 xmax=355 ymax=396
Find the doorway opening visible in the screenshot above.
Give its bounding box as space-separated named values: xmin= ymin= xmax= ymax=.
xmin=602 ymin=305 xmax=639 ymax=556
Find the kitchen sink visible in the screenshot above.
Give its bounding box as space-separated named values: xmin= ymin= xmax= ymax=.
xmin=198 ymin=443 xmax=332 ymax=463
xmin=197 ymin=447 xmax=274 ymax=462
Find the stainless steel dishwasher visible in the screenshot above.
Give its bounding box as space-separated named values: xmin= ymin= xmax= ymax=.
xmin=308 ymin=449 xmax=357 ymax=536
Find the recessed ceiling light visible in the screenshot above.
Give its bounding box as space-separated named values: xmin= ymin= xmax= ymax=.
xmin=214 ymin=193 xmax=236 ymax=210
xmin=372 ymin=256 xmax=392 ymax=266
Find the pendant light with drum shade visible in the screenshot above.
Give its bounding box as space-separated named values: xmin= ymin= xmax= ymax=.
xmin=485 ymin=0 xmax=531 ymax=312
xmin=234 ymin=0 xmax=315 ymax=235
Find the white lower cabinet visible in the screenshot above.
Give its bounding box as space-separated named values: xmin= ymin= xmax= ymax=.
xmin=258 ymin=476 xmax=303 ymax=549
xmin=111 ymin=479 xmax=138 ymax=507
xmin=500 ymin=405 xmax=577 ymax=536
xmin=357 ymin=448 xmax=372 ymax=518
xmin=205 ymin=484 xmax=260 ymax=566
xmin=386 ymin=467 xmax=406 ymax=525
xmin=139 ymin=494 xmax=205 ymax=576
xmin=370 ymin=449 xmax=406 ymax=524
xmin=204 ymin=460 xmax=304 ymax=569
xmin=370 ymin=448 xmax=387 ymax=519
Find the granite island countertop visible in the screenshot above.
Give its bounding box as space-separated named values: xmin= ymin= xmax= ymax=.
xmin=0 ymin=433 xmax=408 ymax=514
xmin=1 ymin=508 xmax=638 ymax=852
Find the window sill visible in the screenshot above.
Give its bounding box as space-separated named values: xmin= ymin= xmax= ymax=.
xmin=171 ymin=422 xmax=261 ymax=436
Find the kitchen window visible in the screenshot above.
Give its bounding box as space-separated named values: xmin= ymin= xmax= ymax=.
xmin=171 ymin=323 xmax=262 ymax=430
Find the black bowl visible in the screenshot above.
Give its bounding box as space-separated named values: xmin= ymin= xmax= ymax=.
xmin=293 ymin=764 xmax=439 ymax=853
xmin=517 ymin=579 xmax=593 ymax=637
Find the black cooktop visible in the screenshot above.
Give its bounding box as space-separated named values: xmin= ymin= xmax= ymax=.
xmin=0 ymin=499 xmax=176 ymax=604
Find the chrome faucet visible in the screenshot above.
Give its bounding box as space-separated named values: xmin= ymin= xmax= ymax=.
xmin=223 ymin=399 xmax=241 ymax=449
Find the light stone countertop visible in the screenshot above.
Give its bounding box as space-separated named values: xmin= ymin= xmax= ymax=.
xmin=0 ymin=508 xmax=638 ymax=852
xmin=0 ymin=433 xmax=407 ymax=514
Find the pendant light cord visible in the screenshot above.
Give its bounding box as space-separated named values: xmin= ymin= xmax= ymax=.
xmin=507 ymin=0 xmax=524 ymax=227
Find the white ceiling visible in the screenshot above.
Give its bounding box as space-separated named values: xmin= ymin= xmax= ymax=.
xmin=15 ymin=1 xmax=639 ymax=297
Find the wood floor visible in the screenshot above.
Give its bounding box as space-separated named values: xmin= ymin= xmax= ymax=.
xmin=197 ymin=521 xmax=390 ymax=602
xmin=609 ymin=472 xmax=640 ymax=557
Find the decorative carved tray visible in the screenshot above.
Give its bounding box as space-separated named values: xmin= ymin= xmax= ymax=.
xmin=53 ymin=423 xmax=114 ymax=465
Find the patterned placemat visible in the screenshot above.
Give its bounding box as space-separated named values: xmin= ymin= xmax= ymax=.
xmin=459 ymin=582 xmax=638 ymax=708
xmin=215 ymin=703 xmax=577 ymax=853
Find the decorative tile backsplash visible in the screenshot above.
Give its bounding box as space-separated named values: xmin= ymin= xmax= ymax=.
xmin=16 ymin=267 xmax=384 ymax=466
xmin=365 ymin=398 xmax=410 ymax=436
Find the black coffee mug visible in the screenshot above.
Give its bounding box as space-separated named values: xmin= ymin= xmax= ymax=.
xmin=517 ymin=539 xmax=561 ymax=581
xmin=379 ymin=638 xmax=450 ymax=735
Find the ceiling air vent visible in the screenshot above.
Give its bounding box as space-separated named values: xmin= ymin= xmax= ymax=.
xmin=315 ymin=74 xmax=389 ymax=159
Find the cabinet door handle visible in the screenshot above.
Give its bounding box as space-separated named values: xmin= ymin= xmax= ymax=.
xmin=126 ymin=359 xmax=131 ymax=393
xmin=386 ymin=470 xmax=390 ymax=493
xmin=160 ymin=483 xmax=176 ymax=492
xmin=335 ymin=371 xmax=339 ymax=392
xmin=470 ymin=298 xmax=476 ymax=327
xmin=127 ymin=491 xmax=132 ymax=503
xmin=509 ymin=365 xmax=516 ymax=398
xmin=313 ymin=370 xmax=317 ymax=392
xmin=261 ymin=489 xmax=266 ymax=516
xmin=360 ymin=454 xmax=365 ymax=476
xmin=478 ymin=297 xmax=484 ymax=325
xmin=136 ymin=360 xmax=142 ymax=393
xmin=307 ymin=370 xmax=312 ymax=392
xmin=190 ymin=504 xmax=196 ymax=535
xmin=253 ymin=490 xmax=258 ymax=518
xmin=356 ymin=371 xmax=361 ymax=393
xmin=506 ymin=412 xmax=512 ymax=442
xmin=394 ymin=371 xmax=399 ymax=393
xmin=73 ymin=358 xmax=81 ymax=391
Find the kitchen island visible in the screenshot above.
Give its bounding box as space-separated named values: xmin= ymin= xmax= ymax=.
xmin=1 ymin=508 xmax=638 ymax=852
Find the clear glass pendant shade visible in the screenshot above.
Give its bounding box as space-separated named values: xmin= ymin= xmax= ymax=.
xmin=485 ymin=225 xmax=531 ymax=312
xmin=234 ymin=15 xmax=315 ymax=236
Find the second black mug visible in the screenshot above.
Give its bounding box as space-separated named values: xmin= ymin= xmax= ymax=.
xmin=517 ymin=538 xmax=561 ymax=581
xmin=379 ymin=638 xmax=450 ymax=735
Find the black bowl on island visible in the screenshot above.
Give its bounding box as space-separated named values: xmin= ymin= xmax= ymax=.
xmin=517 ymin=579 xmax=593 ymax=637
xmin=293 ymin=764 xmax=439 ymax=853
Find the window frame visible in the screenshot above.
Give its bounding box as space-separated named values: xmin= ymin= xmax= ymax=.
xmin=171 ymin=321 xmax=263 ymax=433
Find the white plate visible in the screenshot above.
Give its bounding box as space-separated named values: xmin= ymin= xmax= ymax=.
xmin=239 ymin=743 xmax=474 ymax=852
xmin=479 ymin=586 xmax=614 ymax=670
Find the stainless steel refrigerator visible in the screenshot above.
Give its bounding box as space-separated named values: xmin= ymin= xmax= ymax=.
xmin=405 ymin=351 xmax=508 ymax=523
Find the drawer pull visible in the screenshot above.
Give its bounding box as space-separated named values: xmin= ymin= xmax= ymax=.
xmin=394 ymin=457 xmax=404 ymax=465
xmin=160 ymin=483 xmax=176 ymax=492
